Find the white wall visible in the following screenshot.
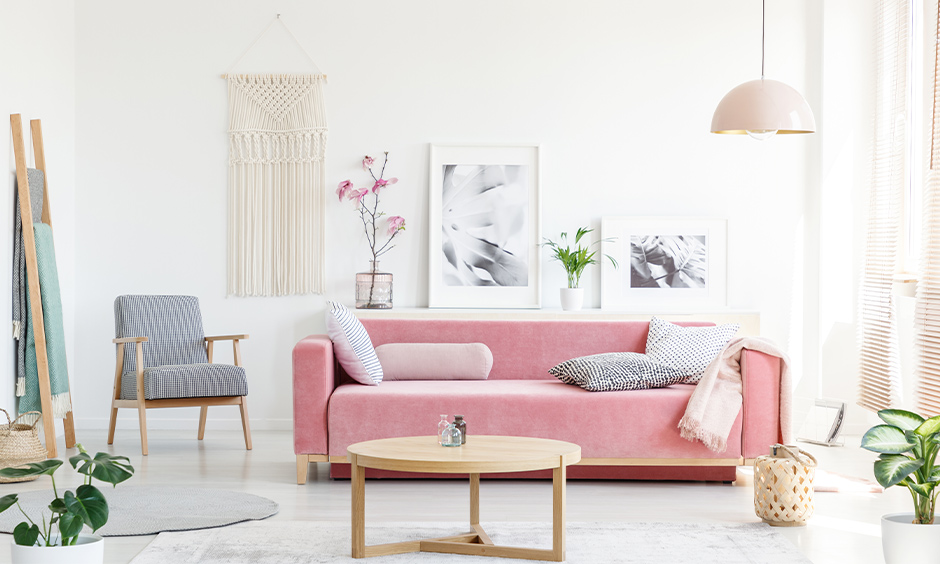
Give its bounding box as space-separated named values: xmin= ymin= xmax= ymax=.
xmin=70 ymin=0 xmax=825 ymax=432
xmin=815 ymin=0 xmax=877 ymax=435
xmin=0 ymin=1 xmax=76 ymax=430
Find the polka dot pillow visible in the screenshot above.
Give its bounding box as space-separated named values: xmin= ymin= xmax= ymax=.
xmin=644 ymin=317 xmax=739 ymax=384
xmin=549 ymin=353 xmax=687 ymax=392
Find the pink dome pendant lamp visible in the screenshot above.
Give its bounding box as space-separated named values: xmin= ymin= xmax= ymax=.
xmin=711 ymin=0 xmax=816 ymax=139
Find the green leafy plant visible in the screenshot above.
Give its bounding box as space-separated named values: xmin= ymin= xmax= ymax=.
xmin=0 ymin=444 xmax=134 ymax=546
xmin=861 ymin=409 xmax=940 ymax=524
xmin=542 ymin=227 xmax=617 ymax=289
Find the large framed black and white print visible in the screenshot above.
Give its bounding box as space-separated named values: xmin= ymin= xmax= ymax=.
xmin=429 ymin=144 xmax=541 ymax=308
xmin=600 ymin=217 xmax=727 ymax=311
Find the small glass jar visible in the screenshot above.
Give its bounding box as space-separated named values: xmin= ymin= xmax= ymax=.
xmin=454 ymin=415 xmax=467 ymax=445
xmin=441 ymin=423 xmax=462 ymax=447
xmin=438 ymin=415 xmax=450 ymax=445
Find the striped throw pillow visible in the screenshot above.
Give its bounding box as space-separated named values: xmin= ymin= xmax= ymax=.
xmin=325 ymin=302 xmax=383 ymax=385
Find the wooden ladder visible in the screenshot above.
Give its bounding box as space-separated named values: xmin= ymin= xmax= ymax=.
xmin=10 ymin=114 xmax=77 ymax=458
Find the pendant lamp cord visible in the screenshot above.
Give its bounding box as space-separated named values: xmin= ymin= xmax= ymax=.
xmin=761 ymin=0 xmax=766 ymax=79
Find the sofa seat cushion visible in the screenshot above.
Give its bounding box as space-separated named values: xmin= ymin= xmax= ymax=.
xmin=121 ymin=363 xmax=248 ymax=400
xmin=327 ymin=380 xmax=742 ymax=460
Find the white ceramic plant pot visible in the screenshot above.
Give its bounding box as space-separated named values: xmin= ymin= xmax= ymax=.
xmin=560 ymin=288 xmax=585 ymax=311
xmin=11 ymin=533 xmax=104 ymax=564
xmin=881 ymin=513 xmax=940 ymax=564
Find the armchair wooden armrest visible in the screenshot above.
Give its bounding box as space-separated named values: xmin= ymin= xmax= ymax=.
xmin=205 ymin=335 xmax=247 ymax=366
xmin=205 ymin=334 xmax=249 ymax=342
xmin=113 ymin=336 xmax=148 ymax=344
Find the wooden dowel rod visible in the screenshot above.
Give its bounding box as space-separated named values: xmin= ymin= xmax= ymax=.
xmin=220 ymin=73 xmax=327 ymax=80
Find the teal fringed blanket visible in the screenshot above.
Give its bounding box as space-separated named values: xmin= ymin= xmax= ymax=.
xmin=13 ymin=169 xmax=44 ymax=395
xmin=19 ymin=222 xmax=71 ymax=417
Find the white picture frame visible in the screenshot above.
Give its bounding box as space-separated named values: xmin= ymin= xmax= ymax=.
xmin=428 ymin=144 xmax=541 ymax=308
xmin=601 ymin=217 xmax=727 ymax=311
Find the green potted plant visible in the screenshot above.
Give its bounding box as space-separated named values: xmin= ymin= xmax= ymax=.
xmin=860 ymin=409 xmax=940 ymax=564
xmin=0 ymin=444 xmax=134 ymax=564
xmin=542 ymin=227 xmax=617 ymax=311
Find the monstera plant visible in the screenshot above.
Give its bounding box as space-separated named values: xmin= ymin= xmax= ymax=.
xmin=630 ymin=234 xmax=706 ymax=289
xmin=861 ymin=409 xmax=940 ymax=524
xmin=0 ymin=444 xmax=134 ymax=547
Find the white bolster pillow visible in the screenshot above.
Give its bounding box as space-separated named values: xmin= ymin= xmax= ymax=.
xmin=374 ymin=343 xmax=493 ymax=381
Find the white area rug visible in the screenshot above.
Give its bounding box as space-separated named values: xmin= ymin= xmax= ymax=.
xmin=0 ymin=486 xmax=278 ymax=536
xmin=129 ymin=521 xmax=811 ymax=563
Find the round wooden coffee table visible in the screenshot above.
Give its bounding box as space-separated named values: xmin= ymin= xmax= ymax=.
xmin=347 ymin=435 xmax=581 ymax=561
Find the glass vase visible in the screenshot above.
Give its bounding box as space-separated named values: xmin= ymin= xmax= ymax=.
xmin=356 ymin=260 xmax=393 ymax=309
xmin=441 ymin=423 xmax=462 ymax=447
xmin=438 ymin=415 xmax=450 ymax=445
xmin=454 ymin=415 xmax=467 ymax=444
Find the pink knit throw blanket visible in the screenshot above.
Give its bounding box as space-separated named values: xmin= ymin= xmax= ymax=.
xmin=678 ymin=337 xmax=792 ymax=453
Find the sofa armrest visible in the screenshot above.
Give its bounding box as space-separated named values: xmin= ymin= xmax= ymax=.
xmin=740 ymin=349 xmax=784 ymax=459
xmin=292 ymin=335 xmax=335 ymax=458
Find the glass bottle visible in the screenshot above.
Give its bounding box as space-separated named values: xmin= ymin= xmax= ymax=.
xmin=438 ymin=415 xmax=449 ymax=445
xmin=441 ymin=423 xmax=462 ymax=447
xmin=454 ymin=415 xmax=467 ymax=444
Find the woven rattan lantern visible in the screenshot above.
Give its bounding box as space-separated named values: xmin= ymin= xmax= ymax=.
xmin=754 ymin=444 xmax=817 ymax=526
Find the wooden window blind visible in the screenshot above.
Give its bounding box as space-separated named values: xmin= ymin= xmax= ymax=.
xmin=914 ymin=0 xmax=940 ymax=416
xmin=859 ymin=0 xmax=910 ymax=412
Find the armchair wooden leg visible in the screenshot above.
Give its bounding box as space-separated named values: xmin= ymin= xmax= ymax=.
xmin=137 ymin=403 xmax=149 ymax=456
xmin=198 ymin=406 xmax=208 ymax=440
xmin=107 ymin=405 xmax=118 ymax=445
xmin=239 ymin=396 xmax=252 ymax=450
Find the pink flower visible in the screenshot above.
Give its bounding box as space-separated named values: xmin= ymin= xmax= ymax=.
xmin=336 ymin=180 xmax=354 ymax=202
xmin=362 ymin=156 xmax=374 ymax=170
xmin=350 ymin=188 xmax=370 ymax=207
xmin=372 ymin=177 xmax=398 ymax=194
xmin=387 ymin=216 xmax=405 ymax=235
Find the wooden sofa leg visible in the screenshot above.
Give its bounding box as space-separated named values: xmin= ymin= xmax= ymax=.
xmin=297 ymin=455 xmax=309 ymax=484
xmin=198 ymin=406 xmax=208 ymax=440
xmin=239 ymin=397 xmax=252 ymax=450
xmin=137 ymin=404 xmax=149 ymax=456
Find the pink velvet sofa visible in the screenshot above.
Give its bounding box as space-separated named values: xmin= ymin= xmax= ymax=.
xmin=293 ymin=318 xmax=783 ymax=484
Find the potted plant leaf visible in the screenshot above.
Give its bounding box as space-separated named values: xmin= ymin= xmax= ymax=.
xmin=542 ymin=227 xmax=617 ymax=311
xmin=860 ymin=409 xmax=940 ymax=564
xmin=0 ymin=444 xmax=134 ymax=564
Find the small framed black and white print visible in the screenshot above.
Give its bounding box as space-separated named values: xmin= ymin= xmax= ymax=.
xmin=428 ymin=144 xmax=541 ymax=308
xmin=600 ymin=217 xmax=727 ymax=311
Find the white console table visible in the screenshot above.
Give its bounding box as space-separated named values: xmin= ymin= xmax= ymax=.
xmin=355 ymin=308 xmax=761 ymax=337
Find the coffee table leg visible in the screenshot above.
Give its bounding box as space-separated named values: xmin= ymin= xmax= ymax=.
xmin=351 ymin=454 xmax=365 ymax=558
xmin=552 ymin=463 xmax=566 ymax=562
xmin=470 ymin=473 xmax=480 ymax=525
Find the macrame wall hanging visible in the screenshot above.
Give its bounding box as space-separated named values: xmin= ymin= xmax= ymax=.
xmin=224 ymin=16 xmax=327 ymax=296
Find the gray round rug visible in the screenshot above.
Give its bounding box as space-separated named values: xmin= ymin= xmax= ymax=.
xmin=0 ymin=486 xmax=278 ymax=536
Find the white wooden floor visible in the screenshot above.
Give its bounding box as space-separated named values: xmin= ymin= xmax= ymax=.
xmin=0 ymin=430 xmax=903 ymax=563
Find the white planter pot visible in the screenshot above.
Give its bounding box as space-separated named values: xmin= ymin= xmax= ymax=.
xmin=882 ymin=513 xmax=940 ymax=564
xmin=560 ymin=288 xmax=584 ymax=311
xmin=11 ymin=533 xmax=104 ymax=564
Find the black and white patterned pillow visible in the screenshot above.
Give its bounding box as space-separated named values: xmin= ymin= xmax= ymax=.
xmin=644 ymin=317 xmax=739 ymax=384
xmin=549 ymin=353 xmax=687 ymax=392
xmin=325 ymin=301 xmax=383 ymax=385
